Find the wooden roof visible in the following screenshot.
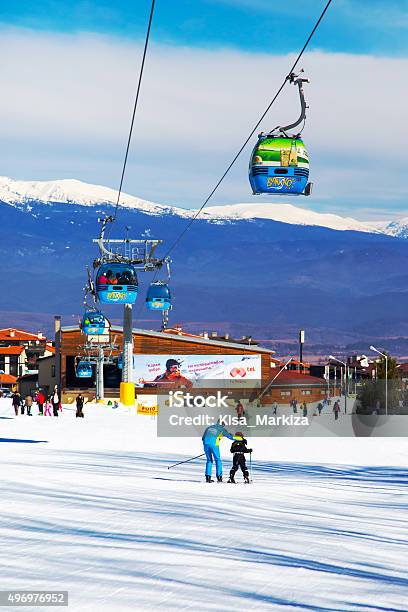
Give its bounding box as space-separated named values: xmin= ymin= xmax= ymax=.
xmin=61 ymin=326 xmax=275 ymax=355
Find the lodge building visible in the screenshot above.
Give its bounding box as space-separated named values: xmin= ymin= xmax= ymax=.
xmin=57 ymin=323 xmax=279 ymax=404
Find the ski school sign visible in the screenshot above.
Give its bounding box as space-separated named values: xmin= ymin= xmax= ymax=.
xmin=133 ymin=354 xmax=262 ymax=389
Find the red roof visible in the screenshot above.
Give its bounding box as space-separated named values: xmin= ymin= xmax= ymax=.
xmin=270 ymin=370 xmax=326 ymax=386
xmin=0 ymin=346 xmax=25 ymax=355
xmin=0 ymin=373 xmax=18 ymax=384
xmin=0 ymin=328 xmax=46 ymax=342
xmin=45 ymin=344 xmax=55 ymax=354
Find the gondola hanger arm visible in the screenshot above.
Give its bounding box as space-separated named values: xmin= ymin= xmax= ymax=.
xmin=279 ymin=70 xmax=310 ymax=135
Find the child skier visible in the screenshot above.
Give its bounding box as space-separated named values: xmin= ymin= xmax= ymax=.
xmin=228 ymin=432 xmax=252 ymax=484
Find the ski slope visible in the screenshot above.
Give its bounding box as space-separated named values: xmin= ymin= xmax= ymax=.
xmin=0 ymin=399 xmax=407 ymax=611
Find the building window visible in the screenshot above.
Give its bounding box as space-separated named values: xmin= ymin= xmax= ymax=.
xmin=9 ymin=356 xmax=18 ymax=377
xmin=321 ymin=390 xmax=326 ymax=395
xmin=280 ymin=390 xmax=291 ymax=397
xmin=301 ymin=390 xmax=312 ymax=395
xmin=51 ymin=365 xmax=56 ymax=378
xmin=0 ymin=356 xmax=4 ymax=373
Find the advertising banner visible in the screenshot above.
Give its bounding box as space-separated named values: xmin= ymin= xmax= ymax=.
xmin=132 ymin=354 xmax=261 ymax=389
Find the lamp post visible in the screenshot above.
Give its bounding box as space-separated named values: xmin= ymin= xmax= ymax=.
xmin=329 ymin=356 xmax=348 ymax=414
xmin=370 ymin=346 xmax=388 ymax=416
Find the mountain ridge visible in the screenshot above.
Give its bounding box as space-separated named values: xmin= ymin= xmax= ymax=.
xmin=1 ymin=175 xmax=404 ymax=236
xmin=2 ymin=187 xmax=408 ymax=349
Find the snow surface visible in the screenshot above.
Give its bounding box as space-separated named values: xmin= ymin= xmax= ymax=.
xmin=0 ymin=176 xmax=394 ymax=234
xmin=0 ymin=398 xmax=407 ymax=611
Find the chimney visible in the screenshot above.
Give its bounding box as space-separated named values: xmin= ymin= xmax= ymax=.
xmin=38 ymin=332 xmax=44 ymax=339
xmin=202 ymin=331 xmax=209 ymax=339
xmin=224 ymin=333 xmax=230 ymax=340
xmin=211 ymin=331 xmax=218 ymax=338
xmin=10 ymin=329 xmax=15 ymax=338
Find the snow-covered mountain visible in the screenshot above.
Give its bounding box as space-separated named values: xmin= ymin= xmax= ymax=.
xmin=376 ymin=218 xmax=408 ymax=239
xmin=0 ymin=176 xmax=190 ymax=217
xmin=0 ymin=175 xmax=396 ymax=234
xmin=204 ymin=202 xmax=379 ymax=233
xmin=2 ymin=175 xmax=408 ymax=342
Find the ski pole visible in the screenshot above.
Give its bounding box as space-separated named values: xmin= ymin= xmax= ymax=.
xmin=167 ymin=453 xmax=206 ymax=470
xmin=249 ymin=451 xmax=253 ymax=483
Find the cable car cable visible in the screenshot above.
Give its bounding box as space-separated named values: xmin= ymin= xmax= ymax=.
xmin=108 ymin=0 xmax=156 ymax=231
xmin=162 ymin=0 xmax=333 ymax=259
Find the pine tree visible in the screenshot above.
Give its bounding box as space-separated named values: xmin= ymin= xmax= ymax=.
xmin=357 ymin=353 xmax=401 ymax=413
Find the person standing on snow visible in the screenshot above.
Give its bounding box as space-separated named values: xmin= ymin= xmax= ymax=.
xmin=51 ymin=385 xmax=60 ymax=417
xmin=12 ymin=391 xmax=22 ymax=416
xmin=76 ymin=393 xmax=85 ymax=418
xmin=235 ymin=400 xmax=245 ymax=419
xmin=228 ymin=433 xmax=252 ymax=484
xmin=24 ymin=394 xmax=33 ymax=416
xmin=333 ymin=401 xmax=341 ymax=420
xmin=201 ymin=421 xmax=242 ymax=483
xmin=43 ymin=397 xmax=53 ymax=417
xmin=36 ymin=390 xmax=46 ymax=416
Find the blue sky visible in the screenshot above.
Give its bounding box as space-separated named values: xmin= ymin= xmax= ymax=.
xmin=1 ymin=0 xmax=407 ymax=56
xmin=0 ymin=1 xmax=407 ymax=219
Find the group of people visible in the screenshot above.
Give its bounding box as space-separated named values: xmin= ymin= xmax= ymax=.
xmin=97 ymin=269 xmax=136 ymax=286
xmin=11 ymin=388 xmax=87 ymax=418
xmin=11 ymin=386 xmax=61 ymax=417
xmin=290 ymin=399 xmax=308 ymax=416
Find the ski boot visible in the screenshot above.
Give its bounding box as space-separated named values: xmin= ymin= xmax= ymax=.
xmin=205 ymin=475 xmax=214 ymax=483
xmin=217 ymin=475 xmax=223 ymax=482
xmin=244 ymin=472 xmax=250 ymax=484
xmin=227 ymin=476 xmax=236 ymax=484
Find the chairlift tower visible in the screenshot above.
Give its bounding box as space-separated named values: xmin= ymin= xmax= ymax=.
xmin=92 ymin=217 xmax=170 ymax=406
xmin=79 ymin=336 xmax=119 ymax=401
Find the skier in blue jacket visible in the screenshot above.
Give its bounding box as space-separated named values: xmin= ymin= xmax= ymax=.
xmin=202 ymin=421 xmax=242 ymax=483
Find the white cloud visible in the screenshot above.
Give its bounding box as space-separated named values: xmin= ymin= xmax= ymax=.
xmin=0 ymin=28 xmax=407 ymax=215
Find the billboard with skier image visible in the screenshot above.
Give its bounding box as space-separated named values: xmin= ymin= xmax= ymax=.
xmin=132 ymin=354 xmax=262 ymax=389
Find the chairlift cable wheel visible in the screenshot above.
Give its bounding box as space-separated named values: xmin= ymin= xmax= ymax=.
xmin=162 ymin=0 xmax=334 ymax=259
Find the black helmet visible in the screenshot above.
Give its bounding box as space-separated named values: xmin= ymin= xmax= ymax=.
xmin=166 ymin=358 xmax=180 ymax=369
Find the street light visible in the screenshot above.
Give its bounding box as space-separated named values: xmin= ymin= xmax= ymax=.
xmin=329 ymin=355 xmax=348 ymax=414
xmin=370 ymin=345 xmax=388 ymax=416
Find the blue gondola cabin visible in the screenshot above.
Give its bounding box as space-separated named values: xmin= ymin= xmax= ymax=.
xmin=81 ymin=311 xmax=107 ymax=335
xmin=96 ymin=263 xmax=138 ymax=304
xmin=76 ymin=361 xmax=93 ymax=378
xmin=146 ymin=282 xmax=171 ymax=311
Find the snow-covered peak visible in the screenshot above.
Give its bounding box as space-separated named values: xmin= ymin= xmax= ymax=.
xmin=0 ymin=176 xmax=189 ymax=217
xmin=204 ymin=202 xmax=379 ymax=233
xmin=0 ymin=176 xmax=398 ymax=235
xmin=376 ymin=218 xmax=408 ymax=238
